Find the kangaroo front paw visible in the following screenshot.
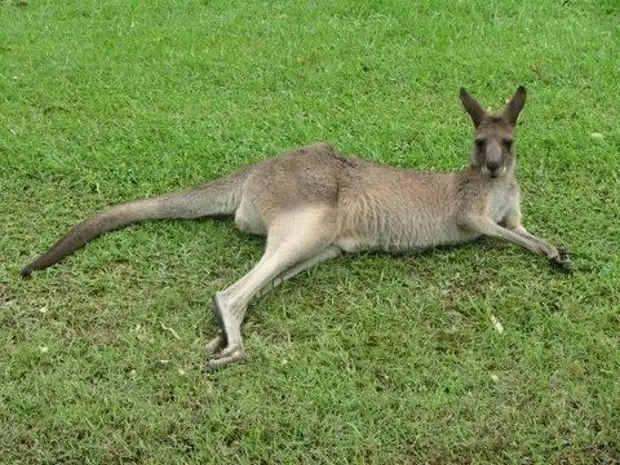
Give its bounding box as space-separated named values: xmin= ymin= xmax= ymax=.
xmin=549 ymin=247 xmax=571 ymax=272
xmin=543 ymin=245 xmax=559 ymax=260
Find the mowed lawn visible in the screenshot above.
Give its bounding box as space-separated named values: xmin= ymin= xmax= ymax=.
xmin=1 ymin=0 xmax=619 ymax=463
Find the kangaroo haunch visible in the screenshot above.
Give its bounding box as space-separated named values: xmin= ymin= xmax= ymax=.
xmin=22 ymin=87 xmax=569 ymax=371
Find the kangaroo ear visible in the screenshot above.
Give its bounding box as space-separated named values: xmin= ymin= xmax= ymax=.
xmin=504 ymin=86 xmax=527 ymax=125
xmin=459 ymin=88 xmax=485 ymax=127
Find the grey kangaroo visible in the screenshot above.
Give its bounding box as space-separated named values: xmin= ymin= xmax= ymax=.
xmin=22 ymin=87 xmax=568 ymax=370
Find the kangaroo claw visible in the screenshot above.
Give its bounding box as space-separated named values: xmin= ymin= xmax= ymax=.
xmin=550 ymin=247 xmax=571 ymax=273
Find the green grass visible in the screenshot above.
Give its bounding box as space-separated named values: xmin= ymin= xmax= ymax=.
xmin=1 ymin=0 xmax=619 ymax=463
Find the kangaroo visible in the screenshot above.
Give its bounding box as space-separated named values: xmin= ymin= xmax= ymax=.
xmin=22 ymin=86 xmax=568 ymax=370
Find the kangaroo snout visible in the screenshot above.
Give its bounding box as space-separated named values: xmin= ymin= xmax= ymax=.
xmin=486 ymin=160 xmax=501 ymax=177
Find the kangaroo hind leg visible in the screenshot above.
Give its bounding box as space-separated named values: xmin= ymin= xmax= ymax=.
xmin=204 ymin=206 xmax=338 ymax=371
xmin=204 ymin=245 xmax=342 ymax=358
xmin=234 ymin=196 xmax=267 ymax=236
xmin=257 ymin=245 xmax=342 ymax=297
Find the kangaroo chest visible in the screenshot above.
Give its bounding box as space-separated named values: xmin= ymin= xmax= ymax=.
xmin=487 ymin=182 xmax=519 ymax=223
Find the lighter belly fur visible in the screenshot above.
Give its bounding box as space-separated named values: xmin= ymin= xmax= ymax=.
xmin=336 ymin=206 xmax=478 ymax=254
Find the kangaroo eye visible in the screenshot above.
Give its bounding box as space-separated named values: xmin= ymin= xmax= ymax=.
xmin=475 ymin=139 xmax=486 ymax=149
xmin=502 ymin=138 xmax=513 ymax=149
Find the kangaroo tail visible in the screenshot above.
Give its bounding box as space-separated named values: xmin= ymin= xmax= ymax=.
xmin=21 ymin=167 xmax=251 ymax=277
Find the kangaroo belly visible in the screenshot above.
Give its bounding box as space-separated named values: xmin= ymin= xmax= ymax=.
xmin=337 ymin=192 xmax=478 ymax=253
xmin=338 ymin=218 xmax=476 ymax=253
xmin=377 ymin=219 xmax=476 ymax=252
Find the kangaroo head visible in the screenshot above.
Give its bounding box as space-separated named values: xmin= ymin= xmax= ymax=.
xmin=459 ymin=86 xmax=526 ymax=179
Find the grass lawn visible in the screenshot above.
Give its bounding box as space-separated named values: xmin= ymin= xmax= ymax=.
xmin=1 ymin=0 xmax=619 ymax=463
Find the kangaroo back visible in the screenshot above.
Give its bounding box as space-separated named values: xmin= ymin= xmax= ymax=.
xmin=21 ymin=167 xmax=251 ymax=276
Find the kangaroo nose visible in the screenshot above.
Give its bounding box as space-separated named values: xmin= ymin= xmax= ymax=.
xmin=486 ymin=160 xmax=501 ymax=173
